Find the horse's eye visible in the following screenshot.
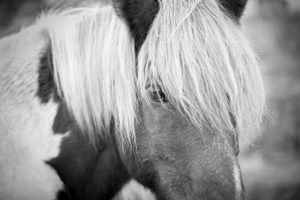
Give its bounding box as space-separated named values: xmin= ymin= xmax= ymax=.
xmin=149 ymin=89 xmax=168 ymax=103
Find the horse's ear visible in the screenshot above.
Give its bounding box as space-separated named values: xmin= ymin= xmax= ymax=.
xmin=111 ymin=0 xmax=159 ymax=51
xmin=219 ymin=0 xmax=248 ymax=19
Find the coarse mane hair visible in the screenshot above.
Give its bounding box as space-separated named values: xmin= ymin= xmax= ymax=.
xmin=35 ymin=0 xmax=265 ymax=145
xmin=40 ymin=5 xmax=136 ymax=144
xmin=138 ymin=0 xmax=265 ymax=137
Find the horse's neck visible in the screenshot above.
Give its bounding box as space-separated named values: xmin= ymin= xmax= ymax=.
xmin=0 ymin=25 xmax=48 ymax=104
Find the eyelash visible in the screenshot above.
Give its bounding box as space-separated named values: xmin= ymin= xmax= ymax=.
xmin=149 ymin=88 xmax=168 ymax=103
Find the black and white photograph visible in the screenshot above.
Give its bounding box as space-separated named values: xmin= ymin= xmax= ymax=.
xmin=0 ymin=0 xmax=299 ymax=200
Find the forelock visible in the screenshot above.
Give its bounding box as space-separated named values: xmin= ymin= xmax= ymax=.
xmin=137 ymin=0 xmax=265 ymax=136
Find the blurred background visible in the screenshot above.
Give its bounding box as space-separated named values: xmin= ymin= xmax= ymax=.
xmin=1 ymin=0 xmax=300 ymax=199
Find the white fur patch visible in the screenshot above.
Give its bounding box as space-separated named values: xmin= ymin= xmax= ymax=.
xmin=233 ymin=163 xmax=242 ymax=199
xmin=0 ymin=27 xmax=64 ymax=200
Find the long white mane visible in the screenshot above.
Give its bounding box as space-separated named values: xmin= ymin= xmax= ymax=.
xmin=39 ymin=5 xmax=136 ymax=143
xmin=36 ymin=0 xmax=265 ymax=144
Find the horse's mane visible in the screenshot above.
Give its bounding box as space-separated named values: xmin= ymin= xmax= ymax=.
xmin=37 ymin=0 xmax=265 ymax=145
xmin=40 ymin=5 xmax=136 ymax=144
xmin=138 ymin=0 xmax=265 ymax=137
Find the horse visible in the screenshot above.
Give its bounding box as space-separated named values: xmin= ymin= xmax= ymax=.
xmin=0 ymin=0 xmax=265 ymax=199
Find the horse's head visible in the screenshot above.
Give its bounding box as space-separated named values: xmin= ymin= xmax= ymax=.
xmin=45 ymin=0 xmax=264 ymax=199
xmin=110 ymin=0 xmax=264 ymax=199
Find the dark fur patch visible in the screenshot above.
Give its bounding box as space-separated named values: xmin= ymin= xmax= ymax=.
xmin=56 ymin=190 xmax=71 ymax=200
xmin=219 ymin=0 xmax=248 ymax=19
xmin=37 ymin=49 xmax=60 ymax=103
xmin=113 ymin=0 xmax=159 ymax=52
xmin=48 ymin=103 xmax=130 ymax=200
xmin=52 ymin=103 xmax=74 ymax=134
